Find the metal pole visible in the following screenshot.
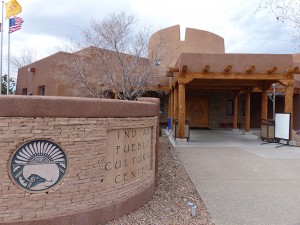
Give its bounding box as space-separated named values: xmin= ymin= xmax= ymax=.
xmin=7 ymin=19 xmax=10 ymax=95
xmin=0 ymin=1 xmax=4 ymax=95
xmin=273 ymin=84 xmax=276 ymax=120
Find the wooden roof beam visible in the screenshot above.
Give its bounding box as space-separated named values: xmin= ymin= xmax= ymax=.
xmin=266 ymin=66 xmax=277 ymax=74
xmin=202 ymin=65 xmax=210 ymax=72
xmin=287 ymin=66 xmax=299 ymax=74
xmin=245 ymin=65 xmax=255 ymax=73
xmin=224 ymin=65 xmax=232 ymax=72
xmin=166 ymin=67 xmax=180 ymax=77
xmin=169 ymin=67 xmax=179 ymax=73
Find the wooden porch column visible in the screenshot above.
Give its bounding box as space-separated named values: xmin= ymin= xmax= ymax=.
xmin=114 ymin=92 xmax=119 ymax=99
xmin=261 ymin=88 xmax=268 ymax=121
xmin=284 ymin=85 xmax=294 ymax=139
xmin=233 ymin=93 xmax=238 ymax=129
xmin=174 ymin=87 xmax=178 ymax=120
xmin=168 ymin=91 xmax=172 ymax=118
xmin=170 ymin=89 xmax=174 ymax=129
xmin=178 ymin=81 xmax=186 ymax=139
xmin=167 ymin=90 xmax=172 ymax=130
xmin=245 ymin=92 xmax=251 ymax=132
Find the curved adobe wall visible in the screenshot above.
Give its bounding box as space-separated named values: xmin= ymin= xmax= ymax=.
xmin=0 ymin=96 xmax=159 ymax=225
xmin=148 ymin=25 xmax=225 ymax=64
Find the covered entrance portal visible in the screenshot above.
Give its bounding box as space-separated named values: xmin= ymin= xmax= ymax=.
xmin=167 ymin=53 xmax=298 ymax=140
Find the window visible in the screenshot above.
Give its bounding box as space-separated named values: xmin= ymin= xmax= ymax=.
xmin=226 ymin=100 xmax=233 ymax=116
xmin=38 ymin=86 xmax=45 ymax=96
xmin=22 ymin=88 xmax=28 ymax=95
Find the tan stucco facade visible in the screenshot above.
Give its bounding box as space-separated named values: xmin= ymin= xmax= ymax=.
xmin=15 ymin=25 xmax=300 ymax=135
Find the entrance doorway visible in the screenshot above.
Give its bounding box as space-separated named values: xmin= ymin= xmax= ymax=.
xmin=186 ymin=96 xmax=209 ymax=128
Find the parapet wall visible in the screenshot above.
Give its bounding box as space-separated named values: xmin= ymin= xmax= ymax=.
xmin=148 ymin=25 xmax=225 ymax=67
xmin=0 ymin=96 xmax=159 ymax=225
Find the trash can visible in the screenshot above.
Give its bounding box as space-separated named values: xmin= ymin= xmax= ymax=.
xmin=174 ymin=119 xmax=190 ymax=141
xmin=261 ymin=119 xmax=276 ymax=142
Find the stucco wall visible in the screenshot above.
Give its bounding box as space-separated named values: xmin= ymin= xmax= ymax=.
xmin=0 ymin=96 xmax=159 ymax=225
xmin=148 ymin=25 xmax=225 ymax=84
xmin=208 ymin=92 xmax=246 ymax=129
xmin=16 ymin=52 xmax=74 ymax=97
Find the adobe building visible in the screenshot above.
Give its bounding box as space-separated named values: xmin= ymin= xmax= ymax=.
xmin=16 ymin=25 xmax=300 ymax=141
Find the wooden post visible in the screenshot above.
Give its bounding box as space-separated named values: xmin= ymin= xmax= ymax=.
xmin=168 ymin=91 xmax=171 ymax=118
xmin=284 ymin=85 xmax=294 ymax=140
xmin=174 ymin=87 xmax=178 ymax=120
xmin=233 ymin=93 xmax=238 ymax=129
xmin=245 ymin=92 xmax=251 ymax=132
xmin=178 ymin=80 xmax=186 ymax=139
xmin=261 ymin=88 xmax=268 ymax=121
xmin=170 ymin=89 xmax=174 ymax=129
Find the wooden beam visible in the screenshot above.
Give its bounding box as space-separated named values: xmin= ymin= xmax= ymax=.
xmin=114 ymin=92 xmax=119 ymax=99
xmin=184 ymin=72 xmax=292 ymax=84
xmin=284 ymin=85 xmax=294 ymax=140
xmin=170 ymin=89 xmax=174 ymax=129
xmin=233 ymin=93 xmax=238 ymax=129
xmin=202 ymin=65 xmax=210 ymax=72
xmin=261 ymin=88 xmax=268 ymax=121
xmin=169 ymin=67 xmax=180 ymax=73
xmin=181 ymin=65 xmax=188 ymax=73
xmin=168 ymin=92 xmax=172 ymax=118
xmin=245 ymin=91 xmax=251 ymax=132
xmin=178 ymin=82 xmax=186 ymax=139
xmin=187 ymin=79 xmax=265 ymax=86
xmin=224 ymin=65 xmax=232 ymax=72
xmin=245 ymin=65 xmax=256 ymax=73
xmin=266 ymin=66 xmax=277 ymax=74
xmin=174 ymin=87 xmax=178 ymax=120
xmin=287 ymin=66 xmax=299 ymax=74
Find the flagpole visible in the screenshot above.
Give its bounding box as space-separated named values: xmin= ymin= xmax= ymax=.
xmin=7 ymin=18 xmax=10 ymax=95
xmin=0 ymin=1 xmax=4 ymax=95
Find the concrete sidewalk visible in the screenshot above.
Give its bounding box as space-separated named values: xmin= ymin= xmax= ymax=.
xmin=168 ymin=129 xmax=300 ymax=225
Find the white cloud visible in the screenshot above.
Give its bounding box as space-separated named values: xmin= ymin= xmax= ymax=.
xmin=5 ymin=0 xmax=298 ymax=64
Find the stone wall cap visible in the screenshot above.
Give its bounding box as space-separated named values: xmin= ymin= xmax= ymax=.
xmin=0 ymin=95 xmax=158 ymax=118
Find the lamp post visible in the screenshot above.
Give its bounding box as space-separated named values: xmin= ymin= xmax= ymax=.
xmin=272 ymin=83 xmax=277 ymax=120
xmin=270 ymin=83 xmax=285 ymax=120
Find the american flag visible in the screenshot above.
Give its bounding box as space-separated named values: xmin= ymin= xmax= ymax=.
xmin=9 ymin=16 xmax=24 ymax=33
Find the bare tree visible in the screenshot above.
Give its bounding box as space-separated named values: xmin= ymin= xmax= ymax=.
xmin=57 ymin=12 xmax=163 ymax=100
xmin=56 ymin=51 xmax=112 ymax=98
xmin=10 ymin=47 xmax=37 ymax=69
xmin=260 ymin=1 xmax=300 ymax=34
xmin=258 ymin=0 xmax=300 ymax=48
xmin=260 ymin=0 xmax=299 ymax=23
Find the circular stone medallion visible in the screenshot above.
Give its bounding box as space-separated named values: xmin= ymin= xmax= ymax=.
xmin=10 ymin=140 xmax=68 ymax=193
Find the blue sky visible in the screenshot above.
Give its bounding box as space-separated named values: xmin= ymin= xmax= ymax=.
xmin=4 ymin=0 xmax=299 ymax=62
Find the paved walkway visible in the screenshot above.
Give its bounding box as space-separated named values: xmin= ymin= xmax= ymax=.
xmin=167 ymin=129 xmax=300 ymax=225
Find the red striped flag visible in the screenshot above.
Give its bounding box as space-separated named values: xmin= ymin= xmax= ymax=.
xmin=9 ymin=16 xmax=23 ymax=33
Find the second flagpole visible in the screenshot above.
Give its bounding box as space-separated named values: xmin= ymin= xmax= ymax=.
xmin=7 ymin=18 xmax=10 ymax=95
xmin=0 ymin=1 xmax=3 ymax=95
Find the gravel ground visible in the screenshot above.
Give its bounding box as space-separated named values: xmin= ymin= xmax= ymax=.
xmin=107 ymin=133 xmax=214 ymax=225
